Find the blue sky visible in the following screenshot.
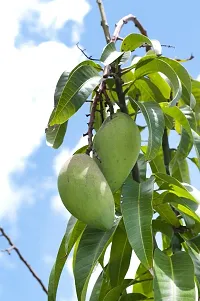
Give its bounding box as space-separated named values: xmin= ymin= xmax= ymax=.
xmin=0 ymin=1 xmax=200 ymax=301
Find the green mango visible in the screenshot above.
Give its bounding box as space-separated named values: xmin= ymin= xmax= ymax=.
xmin=57 ymin=154 xmax=115 ymax=231
xmin=93 ymin=112 xmax=141 ymax=192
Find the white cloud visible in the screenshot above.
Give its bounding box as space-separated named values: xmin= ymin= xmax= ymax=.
xmin=0 ymin=0 xmax=90 ymax=222
xmin=51 ymin=195 xmax=70 ymax=219
xmin=54 ymin=135 xmax=88 ymax=175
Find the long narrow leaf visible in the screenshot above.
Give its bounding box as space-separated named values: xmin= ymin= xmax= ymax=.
xmin=130 ymin=99 xmax=165 ymax=161
xmin=50 ymin=65 xmax=101 ymax=125
xmin=154 ymin=249 xmax=195 ymax=301
xmin=74 ymin=219 xmax=120 ymax=301
xmin=121 ymin=176 xmax=154 ymax=269
xmin=109 ymin=227 xmax=132 ymax=287
xmin=135 ymin=56 xmax=182 ymax=106
xmin=48 ymin=216 xmax=85 ymax=301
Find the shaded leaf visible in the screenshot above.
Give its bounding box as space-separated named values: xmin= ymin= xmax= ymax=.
xmin=103 ymin=280 xmax=131 ymax=301
xmin=109 ymin=227 xmax=132 ymax=287
xmin=154 ymin=249 xmax=195 ymax=301
xmin=120 ymin=293 xmax=148 ymax=300
xmin=74 ymin=219 xmax=120 ymax=301
xmin=121 ymin=176 xmax=154 ymax=269
xmin=48 ymin=216 xmax=85 ymax=301
xmin=137 ymin=154 xmax=147 ymax=182
xmin=89 ymin=271 xmax=104 ymax=301
xmin=101 ymin=42 xmax=130 ymax=66
xmin=130 ymin=99 xmax=165 ymax=161
xmin=50 ymin=65 xmax=101 ymax=125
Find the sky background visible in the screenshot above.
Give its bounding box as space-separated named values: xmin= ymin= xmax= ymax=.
xmin=0 ymin=1 xmax=200 ymax=300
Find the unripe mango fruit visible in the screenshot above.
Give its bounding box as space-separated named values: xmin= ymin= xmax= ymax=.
xmin=93 ymin=112 xmax=141 ymax=193
xmin=57 ymin=154 xmax=115 ymax=231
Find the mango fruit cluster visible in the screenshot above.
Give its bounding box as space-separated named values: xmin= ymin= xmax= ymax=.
xmin=57 ymin=112 xmax=141 ymax=230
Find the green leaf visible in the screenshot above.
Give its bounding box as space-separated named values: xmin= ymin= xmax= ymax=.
xmin=48 ymin=216 xmax=85 ymax=301
xmin=148 ymin=148 xmax=166 ymax=175
xmin=120 ymin=293 xmax=148 ymax=300
xmin=46 ymin=71 xmax=70 ymax=148
xmin=109 ymin=227 xmax=132 ymax=287
xmin=73 ymin=145 xmax=88 ymax=154
xmin=154 ymin=173 xmax=197 ymax=202
xmin=152 ymin=219 xmax=173 ymax=239
xmin=74 ymin=220 xmax=120 ymax=301
xmin=133 ymin=264 xmax=153 ymax=297
xmin=148 ymin=72 xmax=171 ymax=99
xmin=89 ymin=271 xmax=104 ymax=301
xmin=192 ymin=129 xmax=200 ymax=166
xmin=135 ymin=56 xmax=182 ymax=106
xmin=180 ymin=105 xmax=197 ymax=131
xmin=103 ymin=279 xmax=132 ymax=301
xmin=137 ymin=154 xmax=147 ymax=182
xmin=188 ymin=157 xmax=200 ymax=171
xmin=130 ymin=99 xmax=165 ymax=161
xmin=153 ymin=192 xmax=180 ymax=227
xmin=121 ymin=176 xmax=154 ymax=269
xmin=171 ymin=151 xmax=190 ymax=184
xmin=154 ymin=249 xmax=195 ymax=301
xmin=46 ymin=121 xmax=67 ymax=149
xmin=121 ymin=33 xmax=153 ymax=52
xmin=187 ymin=247 xmax=200 ymax=285
xmin=159 ymin=57 xmax=191 ymax=105
xmin=100 ymin=42 xmax=131 ymax=66
xmin=50 ymin=65 xmax=101 ymax=125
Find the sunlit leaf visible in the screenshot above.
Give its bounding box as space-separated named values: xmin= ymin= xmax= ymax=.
xmin=159 ymin=57 xmax=191 ymax=105
xmin=121 ymin=33 xmax=153 ymax=52
xmin=50 ymin=65 xmax=101 ymax=125
xmin=130 ymin=99 xmax=165 ymax=161
xmin=133 ymin=264 xmax=153 ymax=297
xmin=101 ymin=42 xmax=131 ymax=65
xmin=121 ymin=176 xmax=154 ymax=269
xmin=134 ymin=56 xmax=182 ymax=106
xmin=154 ymin=249 xmax=195 ymax=301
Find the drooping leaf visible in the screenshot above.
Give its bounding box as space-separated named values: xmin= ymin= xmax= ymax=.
xmin=46 ymin=71 xmax=70 ymax=148
xmin=152 ymin=219 xmax=173 ymax=239
xmin=50 ymin=65 xmax=101 ymax=125
xmin=192 ymin=129 xmax=200 ymax=166
xmin=89 ymin=271 xmax=104 ymax=301
xmin=121 ymin=176 xmax=154 ymax=269
xmin=154 ymin=249 xmax=195 ymax=301
xmin=154 ymin=173 xmax=197 ymax=202
xmin=130 ymin=99 xmax=165 ymax=161
xmin=137 ymin=154 xmax=147 ymax=182
xmin=100 ymin=42 xmax=131 ymax=66
xmin=159 ymin=57 xmax=191 ymax=105
xmin=171 ymin=151 xmax=190 ymax=184
xmin=109 ymin=227 xmax=132 ymax=287
xmin=153 ymin=192 xmax=180 ymax=227
xmin=48 ymin=216 xmax=85 ymax=301
xmin=134 ymin=56 xmax=182 ymax=106
xmin=148 ymin=72 xmax=171 ymax=99
xmin=187 ymin=246 xmax=200 ymax=285
xmin=74 ymin=219 xmax=120 ymax=301
xmin=103 ymin=280 xmax=132 ymax=301
xmin=121 ymin=33 xmax=153 ymax=52
xmin=46 ymin=120 xmax=68 ymax=149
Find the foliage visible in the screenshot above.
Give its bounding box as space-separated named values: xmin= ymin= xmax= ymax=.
xmin=45 ymin=12 xmax=200 ymax=301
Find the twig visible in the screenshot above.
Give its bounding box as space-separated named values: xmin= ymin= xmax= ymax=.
xmin=111 ymin=14 xmax=151 ymax=52
xmin=96 ymin=0 xmax=111 ymax=43
xmin=76 ymin=43 xmax=100 ymax=61
xmin=103 ymin=89 xmax=114 ymax=115
xmin=175 ymin=53 xmax=194 ymax=62
xmin=0 ymin=227 xmax=48 ymax=295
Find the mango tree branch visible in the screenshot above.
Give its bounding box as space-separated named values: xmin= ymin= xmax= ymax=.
xmin=0 ymin=227 xmax=48 ymax=295
xmin=111 ymin=14 xmax=150 ymax=52
xmin=96 ymin=0 xmax=111 ymax=43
